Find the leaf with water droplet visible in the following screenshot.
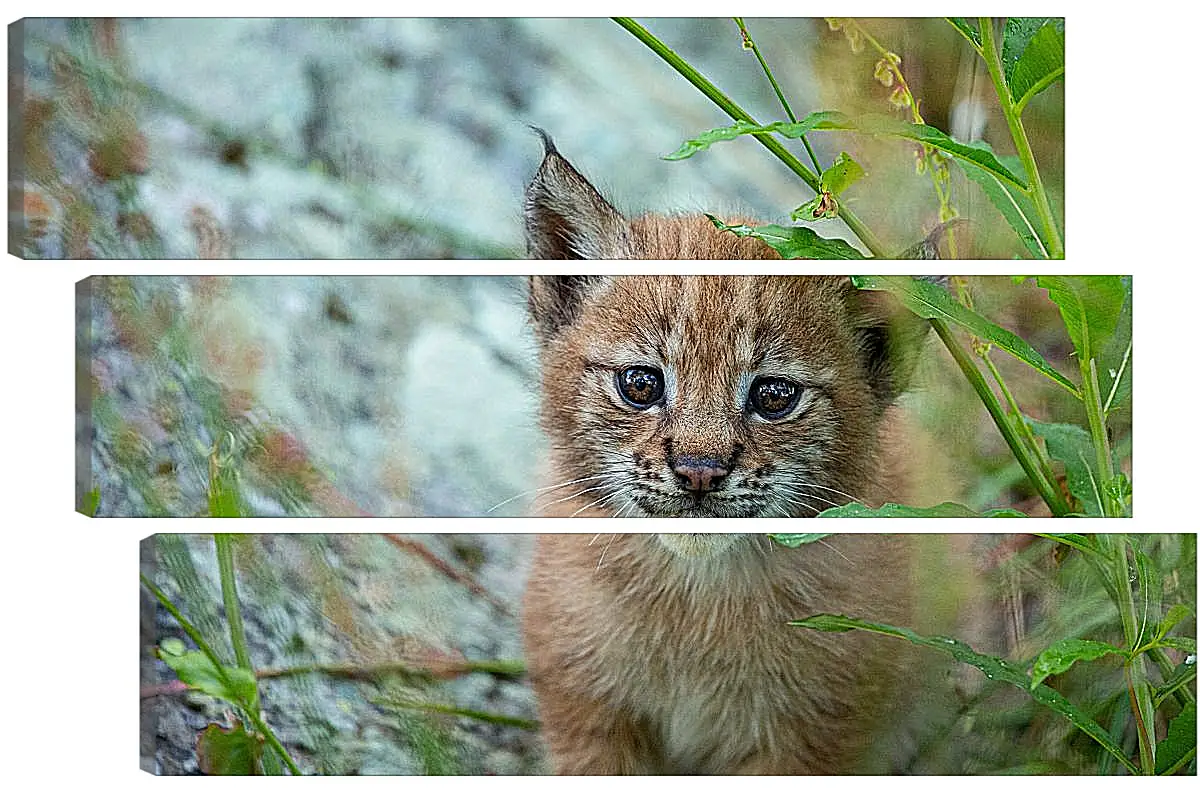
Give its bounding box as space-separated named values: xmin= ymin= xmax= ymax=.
xmin=1030 ymin=638 xmax=1127 ymax=688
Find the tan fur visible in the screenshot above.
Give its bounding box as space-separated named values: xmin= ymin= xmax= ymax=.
xmin=523 ymin=534 xmax=926 ymax=774
xmin=521 ymin=140 xmax=953 ymax=775
xmin=528 ymin=274 xmax=920 ymax=518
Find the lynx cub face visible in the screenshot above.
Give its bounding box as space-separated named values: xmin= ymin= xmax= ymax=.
xmin=523 ymin=138 xmax=929 ymax=518
xmin=526 ymin=274 xmax=925 ymax=517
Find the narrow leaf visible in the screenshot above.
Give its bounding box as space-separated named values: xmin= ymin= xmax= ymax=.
xmin=852 ymin=276 xmax=1080 ymax=397
xmin=789 ymin=614 xmax=1140 ymax=773
xmin=1134 ymin=546 xmax=1164 ymax=648
xmin=1002 ymin=18 xmax=1064 ymax=86
xmin=1026 ymin=419 xmax=1105 ymax=516
xmin=1097 ymin=278 xmax=1132 ymax=413
xmin=817 ymin=501 xmax=1025 ymax=518
xmin=1011 ymin=22 xmax=1065 ymax=112
xmin=958 ymin=154 xmax=1046 ymax=258
xmin=708 ymin=216 xmax=865 ymax=259
xmin=667 ymin=112 xmax=1028 ymax=189
xmin=1155 ymin=701 xmax=1196 ymax=775
xmin=1156 ymin=605 xmax=1195 ymax=641
xmin=1029 ymin=638 xmax=1127 ymax=689
xmin=1030 ymin=533 xmax=1105 ymax=556
xmin=1036 ymin=276 xmax=1126 ymax=364
xmin=665 ymin=112 xmax=849 ymax=160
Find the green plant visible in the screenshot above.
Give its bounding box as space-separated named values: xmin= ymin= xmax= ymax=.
xmin=616 ymin=17 xmax=1064 ymax=259
xmin=822 ymin=275 xmax=1131 ymax=518
xmin=772 ymin=534 xmax=1196 ymax=775
xmin=143 ymin=528 xmax=534 ymax=775
xmin=142 ymin=536 xmax=300 ymax=775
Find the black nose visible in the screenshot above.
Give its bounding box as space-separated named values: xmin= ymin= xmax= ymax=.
xmin=672 ymin=457 xmax=729 ymax=493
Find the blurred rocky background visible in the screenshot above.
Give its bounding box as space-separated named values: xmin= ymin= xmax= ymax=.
xmin=13 ymin=18 xmax=1064 ymax=259
xmin=141 ymin=534 xmax=542 ymax=775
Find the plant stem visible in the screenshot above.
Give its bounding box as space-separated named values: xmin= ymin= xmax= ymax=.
xmin=931 ymin=319 xmax=1071 ymax=515
xmin=141 ymin=573 xmax=237 ymax=690
xmin=214 ymin=534 xmax=259 ymax=711
xmin=143 ymin=569 xmax=301 ymax=775
xmin=979 ymin=351 xmax=1058 ymax=490
xmin=248 ymin=712 xmax=302 ymax=775
xmin=1081 ymin=357 xmax=1120 ymax=517
xmin=978 ymin=18 xmax=1064 ymax=258
xmin=1107 ymin=536 xmax=1156 ymax=773
xmin=733 ymin=18 xmax=821 ymax=174
xmin=614 ymin=17 xmax=888 ymax=258
xmin=258 ymin=659 xmax=526 ymax=682
xmin=381 ymin=699 xmax=540 ymax=730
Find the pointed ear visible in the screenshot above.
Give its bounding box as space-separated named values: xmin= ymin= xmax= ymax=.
xmin=524 ymin=129 xmax=630 ymax=259
xmin=845 ymin=278 xmax=940 ymax=405
xmin=527 ymin=275 xmax=608 ymax=346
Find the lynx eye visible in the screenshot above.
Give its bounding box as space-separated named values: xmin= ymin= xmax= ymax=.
xmin=616 ymin=366 xmax=665 ymax=409
xmin=749 ymin=376 xmax=802 ymax=420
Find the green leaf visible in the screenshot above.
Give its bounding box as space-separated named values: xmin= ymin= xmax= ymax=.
xmin=817 ymin=501 xmax=1025 ymax=518
xmin=81 ymin=486 xmax=101 ymax=516
xmin=1002 ymin=19 xmax=1064 ymax=82
xmin=707 ymin=216 xmax=865 ymax=259
xmin=157 ymin=645 xmax=258 ymax=707
xmin=789 ymin=614 xmax=1139 ymax=774
xmin=667 ymin=112 xmax=1028 ymax=189
xmin=1029 ymin=638 xmax=1127 ymax=689
xmin=1030 ymin=533 xmax=1105 ymax=556
xmin=666 ymin=112 xmax=849 ymax=160
xmin=1036 ymin=276 xmax=1127 ymax=365
xmin=946 ymin=17 xmax=981 ymax=48
xmin=196 ymin=722 xmax=262 ymax=775
xmin=1003 ymin=18 xmax=1065 ymax=110
xmin=852 ymin=276 xmax=1080 ymax=397
xmin=1026 ymin=419 xmax=1105 ymax=516
xmin=1156 ymin=605 xmax=1196 ymax=641
xmin=820 ymin=152 xmax=865 ymax=195
xmin=768 ymin=534 xmax=834 ymax=547
xmin=1156 ymin=701 xmax=1196 ymax=775
xmin=957 ymin=150 xmax=1046 ymax=258
xmin=1156 ymin=637 xmax=1198 ymax=653
xmin=1134 ymin=545 xmax=1164 ymax=648
xmin=1097 ymin=278 xmax=1132 ymax=414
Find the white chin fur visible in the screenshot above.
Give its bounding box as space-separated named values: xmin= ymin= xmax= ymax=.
xmin=654 ymin=534 xmax=744 ymax=558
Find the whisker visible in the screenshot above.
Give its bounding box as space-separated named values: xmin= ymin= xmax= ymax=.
xmin=482 ymin=472 xmax=625 ymax=515
xmin=596 ymin=534 xmax=617 ymax=570
xmin=571 ymin=487 xmax=627 ymax=518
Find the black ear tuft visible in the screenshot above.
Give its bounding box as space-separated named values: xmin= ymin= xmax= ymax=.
xmin=524 ymin=130 xmax=629 ymax=259
xmin=527 ymin=275 xmax=606 ymax=346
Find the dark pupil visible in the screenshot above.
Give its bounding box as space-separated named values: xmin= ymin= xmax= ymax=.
xmin=755 ymin=379 xmax=797 ymax=415
xmin=620 ymin=368 xmax=662 ymax=406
